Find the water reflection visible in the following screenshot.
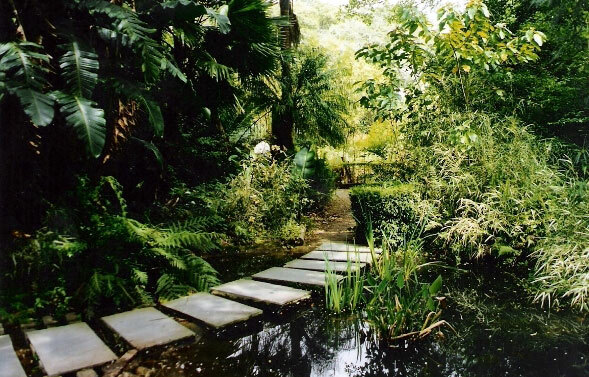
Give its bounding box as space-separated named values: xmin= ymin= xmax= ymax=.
xmin=142 ymin=261 xmax=587 ymax=377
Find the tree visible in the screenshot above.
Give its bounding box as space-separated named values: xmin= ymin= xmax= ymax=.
xmin=485 ymin=0 xmax=589 ymax=143
xmin=0 ymin=0 xmax=280 ymax=232
xmin=253 ymin=49 xmax=349 ymax=147
xmin=272 ymin=0 xmax=301 ymax=150
xmin=356 ymin=0 xmax=545 ymax=119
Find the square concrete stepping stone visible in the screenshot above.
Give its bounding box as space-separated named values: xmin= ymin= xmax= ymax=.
xmin=252 ymin=267 xmax=342 ymax=287
xmin=163 ymin=293 xmax=263 ymax=329
xmin=211 ymin=279 xmax=311 ymax=306
xmin=301 ymin=250 xmax=378 ymax=264
xmin=26 ymin=322 xmax=116 ymax=376
xmin=284 ymin=258 xmax=366 ymax=273
xmin=316 ymin=240 xmax=381 ymax=254
xmin=0 ymin=335 xmax=27 ymax=377
xmin=102 ymin=307 xmax=194 ymax=350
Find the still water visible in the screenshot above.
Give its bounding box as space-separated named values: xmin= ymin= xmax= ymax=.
xmin=136 ymin=252 xmax=588 ymax=377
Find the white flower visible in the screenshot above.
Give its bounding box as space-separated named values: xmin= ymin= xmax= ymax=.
xmin=253 ymin=141 xmax=271 ymax=154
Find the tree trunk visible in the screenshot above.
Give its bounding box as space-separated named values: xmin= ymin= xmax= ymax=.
xmin=272 ymin=0 xmax=297 ymax=151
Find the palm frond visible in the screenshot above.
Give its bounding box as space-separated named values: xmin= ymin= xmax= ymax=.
xmin=201 ymin=54 xmax=233 ymax=81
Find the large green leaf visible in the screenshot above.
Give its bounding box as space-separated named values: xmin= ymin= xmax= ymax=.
xmin=157 ymin=0 xmax=207 ymax=22
xmin=293 ymin=147 xmax=317 ymax=179
xmin=429 ymin=275 xmax=443 ymax=295
xmin=207 ymin=7 xmax=231 ymax=34
xmin=59 ymin=41 xmax=99 ymax=98
xmin=137 ymin=96 xmax=164 ymax=137
xmin=15 ymin=88 xmax=55 ymax=126
xmin=0 ymin=42 xmax=55 ymax=126
xmin=55 ymin=92 xmax=106 ymax=157
xmin=0 ymin=42 xmax=51 ymax=88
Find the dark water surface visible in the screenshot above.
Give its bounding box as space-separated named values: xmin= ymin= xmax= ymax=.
xmin=137 ymin=252 xmax=588 ymax=377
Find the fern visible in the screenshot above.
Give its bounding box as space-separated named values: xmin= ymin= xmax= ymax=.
xmin=148 ymin=247 xmax=188 ymax=270
xmin=132 ymin=268 xmax=148 ymax=285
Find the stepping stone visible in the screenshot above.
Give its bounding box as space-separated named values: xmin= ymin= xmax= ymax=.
xmin=102 ymin=307 xmax=194 ymax=350
xmin=252 ymin=267 xmax=342 ymax=287
xmin=316 ymin=240 xmax=381 ymax=253
xmin=284 ymin=258 xmax=366 ymax=273
xmin=301 ymin=250 xmax=378 ymax=264
xmin=0 ymin=335 xmax=27 ymax=377
xmin=26 ymin=322 xmax=116 ymax=376
xmin=211 ymin=279 xmax=311 ymax=306
xmin=163 ymin=293 xmax=263 ymax=329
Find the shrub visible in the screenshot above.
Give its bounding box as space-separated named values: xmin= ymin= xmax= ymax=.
xmin=277 ymin=219 xmax=307 ymax=246
xmin=222 ymin=153 xmax=309 ymax=243
xmin=1 ymin=176 xmax=220 ymax=319
xmin=356 ymin=110 xmax=589 ymax=311
xmin=350 ymin=183 xmax=420 ymax=245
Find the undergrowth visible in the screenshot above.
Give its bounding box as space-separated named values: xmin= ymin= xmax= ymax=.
xmin=1 ymin=176 xmax=220 ymax=320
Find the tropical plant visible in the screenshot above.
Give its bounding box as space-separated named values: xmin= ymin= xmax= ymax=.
xmin=251 ymin=48 xmax=350 ymax=150
xmin=0 ymin=0 xmax=282 ymax=233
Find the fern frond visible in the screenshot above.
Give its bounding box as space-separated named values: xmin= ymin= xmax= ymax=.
xmin=132 ymin=268 xmax=148 ymax=285
xmin=134 ymin=285 xmax=154 ymax=306
xmin=155 ymin=230 xmax=217 ymax=252
xmin=185 ymin=255 xmax=220 ymax=289
xmin=156 ymin=274 xmax=195 ymax=301
xmin=148 ymin=247 xmax=187 ymax=270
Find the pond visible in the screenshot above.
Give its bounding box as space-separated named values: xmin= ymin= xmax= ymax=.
xmin=131 ymin=251 xmax=588 ymax=377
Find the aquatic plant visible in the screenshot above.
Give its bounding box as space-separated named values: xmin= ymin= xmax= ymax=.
xmin=324 ymin=227 xmax=450 ymax=342
xmin=324 ymin=254 xmax=365 ymax=313
xmin=364 ymin=236 xmax=448 ymax=341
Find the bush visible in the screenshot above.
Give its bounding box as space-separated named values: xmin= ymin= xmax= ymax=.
xmin=357 ymin=110 xmax=589 ymax=311
xmin=222 ymin=153 xmax=309 ymax=243
xmin=1 ymin=176 xmax=220 ymax=320
xmin=350 ymin=183 xmax=420 ymax=245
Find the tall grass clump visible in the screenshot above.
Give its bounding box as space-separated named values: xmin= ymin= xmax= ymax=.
xmin=324 ymin=228 xmax=449 ymax=342
xmin=365 ymin=236 xmax=448 ymax=341
xmin=324 ymin=255 xmax=365 ymax=313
